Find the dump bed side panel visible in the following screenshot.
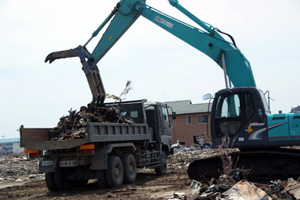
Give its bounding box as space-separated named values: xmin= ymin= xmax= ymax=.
xmin=21 ymin=128 xmax=50 ymax=144
xmin=20 ymin=122 xmax=152 ymax=151
xmin=20 ymin=127 xmax=89 ymax=150
xmin=88 ymin=122 xmax=151 ymax=142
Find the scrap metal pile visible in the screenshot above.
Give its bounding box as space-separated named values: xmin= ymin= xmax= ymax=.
xmin=49 ymin=103 xmax=134 ymax=141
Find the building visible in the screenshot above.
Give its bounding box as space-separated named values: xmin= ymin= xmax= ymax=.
xmin=166 ymin=100 xmax=211 ymax=146
xmin=0 ymin=138 xmax=24 ymax=156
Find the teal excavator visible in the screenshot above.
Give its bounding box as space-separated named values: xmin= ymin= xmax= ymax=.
xmin=46 ymin=0 xmax=300 ymax=180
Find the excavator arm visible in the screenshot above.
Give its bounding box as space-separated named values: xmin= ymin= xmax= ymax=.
xmin=45 ymin=0 xmax=256 ymax=104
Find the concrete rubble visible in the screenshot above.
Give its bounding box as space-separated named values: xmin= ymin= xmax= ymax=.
xmin=0 ymin=156 xmax=43 ymax=185
xmin=49 ymin=103 xmax=134 ymax=141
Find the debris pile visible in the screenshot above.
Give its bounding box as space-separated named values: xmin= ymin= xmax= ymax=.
xmin=189 ymin=175 xmax=300 ymax=199
xmin=168 ymin=147 xmax=238 ymax=173
xmin=1 ymin=147 xmax=300 ymax=199
xmin=168 ymin=148 xmax=300 ymax=200
xmin=0 ymin=156 xmax=43 ymax=184
xmin=49 ymin=103 xmax=134 ymax=141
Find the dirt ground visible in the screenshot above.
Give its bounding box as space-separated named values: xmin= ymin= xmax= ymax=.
xmin=0 ymin=149 xmax=298 ymax=200
xmin=0 ymin=148 xmax=205 ymax=200
xmin=0 ymin=168 xmax=192 ymax=200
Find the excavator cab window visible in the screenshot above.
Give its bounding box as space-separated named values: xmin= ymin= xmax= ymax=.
xmin=244 ymin=93 xmax=255 ymax=121
xmin=214 ymin=92 xmax=256 ymax=138
xmin=215 ymin=94 xmax=241 ymax=137
xmin=215 ymin=94 xmax=241 ymax=119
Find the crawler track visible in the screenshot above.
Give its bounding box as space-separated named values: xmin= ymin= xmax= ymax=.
xmin=188 ymin=148 xmax=300 ymax=181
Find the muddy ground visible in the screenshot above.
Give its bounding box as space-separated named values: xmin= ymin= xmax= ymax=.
xmin=0 ymin=167 xmax=191 ymax=200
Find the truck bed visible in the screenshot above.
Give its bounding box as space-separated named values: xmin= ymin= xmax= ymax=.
xmin=20 ymin=122 xmax=152 ymax=150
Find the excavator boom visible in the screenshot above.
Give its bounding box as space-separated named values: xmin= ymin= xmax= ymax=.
xmin=45 ymin=0 xmax=256 ymax=104
xmin=88 ymin=0 xmax=256 ymax=87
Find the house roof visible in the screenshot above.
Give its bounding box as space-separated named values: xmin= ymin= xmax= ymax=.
xmin=0 ymin=138 xmax=20 ymax=144
xmin=166 ymin=100 xmax=211 ymax=115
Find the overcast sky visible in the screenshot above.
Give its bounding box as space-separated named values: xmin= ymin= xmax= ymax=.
xmin=0 ymin=0 xmax=299 ymax=138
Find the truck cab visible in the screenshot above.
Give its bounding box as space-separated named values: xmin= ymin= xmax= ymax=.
xmin=105 ymin=99 xmax=172 ymax=152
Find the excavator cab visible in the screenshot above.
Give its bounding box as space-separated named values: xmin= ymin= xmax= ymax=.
xmin=210 ymin=87 xmax=270 ymax=148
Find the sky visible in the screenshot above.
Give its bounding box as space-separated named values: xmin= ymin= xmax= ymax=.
xmin=0 ymin=0 xmax=299 ymax=138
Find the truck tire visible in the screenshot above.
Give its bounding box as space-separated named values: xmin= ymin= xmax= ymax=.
xmin=122 ymin=154 xmax=137 ymax=184
xmin=155 ymin=151 xmax=167 ymax=176
xmin=96 ymin=170 xmax=108 ymax=189
xmin=54 ymin=167 xmax=72 ymax=190
xmin=105 ymin=156 xmax=124 ymax=188
xmin=45 ymin=172 xmax=58 ymax=192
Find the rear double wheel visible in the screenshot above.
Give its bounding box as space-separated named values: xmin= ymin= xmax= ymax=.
xmin=45 ymin=172 xmax=58 ymax=192
xmin=54 ymin=166 xmax=72 ymax=190
xmin=45 ymin=167 xmax=72 ymax=191
xmin=105 ymin=156 xmax=124 ymax=188
xmin=122 ymin=154 xmax=137 ymax=184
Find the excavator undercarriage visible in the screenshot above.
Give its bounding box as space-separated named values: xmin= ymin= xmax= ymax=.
xmin=188 ymin=148 xmax=300 ymax=182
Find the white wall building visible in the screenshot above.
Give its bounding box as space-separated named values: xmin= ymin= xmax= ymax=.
xmin=0 ymin=138 xmax=24 ymax=155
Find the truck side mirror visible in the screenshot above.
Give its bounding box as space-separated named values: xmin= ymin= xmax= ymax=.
xmin=203 ymin=93 xmax=212 ymax=100
xmin=172 ymin=112 xmax=176 ymax=120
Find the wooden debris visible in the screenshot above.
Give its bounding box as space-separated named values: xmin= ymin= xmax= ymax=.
xmin=49 ymin=103 xmax=134 ymax=141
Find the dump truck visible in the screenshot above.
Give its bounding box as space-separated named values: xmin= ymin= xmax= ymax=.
xmin=20 ymin=99 xmax=174 ymax=191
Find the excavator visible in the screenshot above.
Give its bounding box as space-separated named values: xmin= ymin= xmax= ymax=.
xmin=45 ymin=0 xmax=300 ymax=181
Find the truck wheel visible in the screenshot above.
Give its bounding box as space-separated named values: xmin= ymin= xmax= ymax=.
xmin=96 ymin=170 xmax=108 ymax=189
xmin=122 ymin=154 xmax=137 ymax=184
xmin=105 ymin=156 xmax=124 ymax=188
xmin=155 ymin=151 xmax=167 ymax=176
xmin=54 ymin=167 xmax=72 ymax=190
xmin=45 ymin=172 xmax=58 ymax=192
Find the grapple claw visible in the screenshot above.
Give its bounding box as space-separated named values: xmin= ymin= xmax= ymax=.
xmin=44 ymin=48 xmax=84 ymax=64
xmin=45 ymin=53 xmax=56 ymax=63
